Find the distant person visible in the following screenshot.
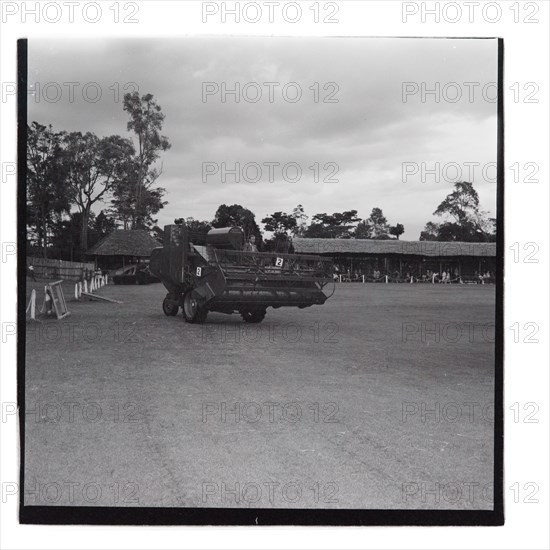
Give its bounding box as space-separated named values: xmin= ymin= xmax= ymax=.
xmin=243 ymin=235 xmax=258 ymax=253
xmin=287 ymin=238 xmax=295 ymax=254
xmin=28 ymin=264 xmax=36 ymax=282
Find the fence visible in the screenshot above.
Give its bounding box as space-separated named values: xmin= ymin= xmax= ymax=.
xmin=27 ymin=257 xmax=95 ymax=282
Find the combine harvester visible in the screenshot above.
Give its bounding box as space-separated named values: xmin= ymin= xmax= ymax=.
xmin=149 ymin=224 xmax=334 ymax=323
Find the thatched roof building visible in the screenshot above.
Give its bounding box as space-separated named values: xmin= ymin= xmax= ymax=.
xmin=86 ymin=230 xmax=162 ymax=269
xmin=293 ymin=238 xmax=496 ymax=257
xmin=292 ymin=238 xmax=496 ymax=281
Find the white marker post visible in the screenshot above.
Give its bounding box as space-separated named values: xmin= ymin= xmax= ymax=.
xmin=26 ymin=289 xmax=37 ymax=320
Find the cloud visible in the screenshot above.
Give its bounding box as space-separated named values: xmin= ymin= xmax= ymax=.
xmin=28 ymin=36 xmax=498 ymax=239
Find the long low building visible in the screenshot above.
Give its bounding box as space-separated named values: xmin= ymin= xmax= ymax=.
xmin=292 ymin=238 xmax=497 ymax=282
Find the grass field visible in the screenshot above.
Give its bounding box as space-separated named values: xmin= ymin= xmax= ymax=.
xmin=24 ymin=281 xmax=496 ymax=509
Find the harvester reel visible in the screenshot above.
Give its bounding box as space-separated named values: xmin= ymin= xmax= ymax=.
xmin=183 ymin=289 xmax=208 ymax=324
xmin=240 ymin=308 xmax=267 ymax=323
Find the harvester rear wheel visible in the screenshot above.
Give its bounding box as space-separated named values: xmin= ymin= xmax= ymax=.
xmin=162 ymin=296 xmax=179 ymax=316
xmin=183 ymin=290 xmax=208 ymax=324
xmin=241 ymin=308 xmax=267 ymax=323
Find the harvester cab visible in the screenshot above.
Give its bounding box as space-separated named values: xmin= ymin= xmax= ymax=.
xmin=150 ymin=223 xmax=334 ymax=323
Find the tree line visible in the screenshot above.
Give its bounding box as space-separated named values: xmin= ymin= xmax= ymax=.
xmin=182 ymin=180 xmax=495 ymax=254
xmin=175 ymin=204 xmax=404 ymax=253
xmin=27 ymin=92 xmax=170 ymax=259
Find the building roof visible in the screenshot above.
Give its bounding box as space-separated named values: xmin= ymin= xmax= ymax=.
xmin=86 ymin=230 xmax=161 ymax=257
xmin=292 ymin=238 xmax=496 ymax=257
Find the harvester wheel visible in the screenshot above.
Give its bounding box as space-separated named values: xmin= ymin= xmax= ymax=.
xmin=241 ymin=308 xmax=267 ymax=323
xmin=162 ymin=296 xmax=179 ymax=316
xmin=183 ymin=290 xmax=208 ymax=324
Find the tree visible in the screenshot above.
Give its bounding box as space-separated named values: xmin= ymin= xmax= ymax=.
xmin=434 ymin=181 xmax=480 ymax=225
xmin=120 ymin=92 xmax=171 ymax=228
xmin=419 ymin=220 xmax=495 ymax=242
xmin=261 ymin=211 xmax=298 ymax=253
xmin=303 ymin=210 xmax=361 ymax=238
xmin=50 ymin=211 xmax=88 ymax=261
xmin=27 ymin=122 xmax=70 ymax=257
xmin=354 ymin=208 xmax=403 ymax=240
xmin=93 ymin=210 xmax=117 ymax=242
xmin=419 ymin=221 xmax=440 ymax=241
xmin=110 ymin=161 xmax=168 ymax=229
xmin=64 ymin=132 xmax=134 ymax=251
xmin=420 ymin=181 xmax=496 ymax=242
xmin=389 ymin=223 xmax=405 ymax=240
xmin=182 ymin=217 xmax=212 ymax=235
xmin=261 ymin=211 xmax=297 ymax=235
xmin=354 ymin=220 xmax=371 ymax=239
xmin=212 ymin=204 xmax=262 ymax=244
xmin=365 ymin=207 xmax=389 ymax=239
xmin=291 ymin=204 xmax=308 ymax=237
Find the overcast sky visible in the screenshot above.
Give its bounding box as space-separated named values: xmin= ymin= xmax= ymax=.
xmin=29 ymin=37 xmax=498 ymax=240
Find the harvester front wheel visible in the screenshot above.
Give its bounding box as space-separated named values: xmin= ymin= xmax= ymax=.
xmin=162 ymin=296 xmax=179 ymax=316
xmin=241 ymin=308 xmax=267 ymax=323
xmin=183 ymin=290 xmax=208 ymax=324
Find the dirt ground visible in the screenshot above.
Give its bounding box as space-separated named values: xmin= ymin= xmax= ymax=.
xmin=23 ymin=281 xmax=496 ymax=510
